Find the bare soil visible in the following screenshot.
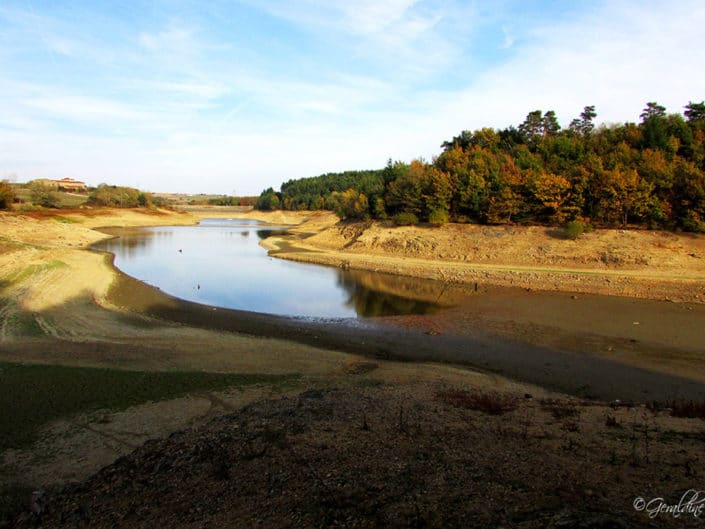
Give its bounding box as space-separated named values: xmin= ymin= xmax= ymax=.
xmin=12 ymin=384 xmax=705 ymax=529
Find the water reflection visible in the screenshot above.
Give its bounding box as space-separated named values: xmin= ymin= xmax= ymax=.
xmin=337 ymin=273 xmax=439 ymax=317
xmin=93 ymin=219 xmax=446 ymax=319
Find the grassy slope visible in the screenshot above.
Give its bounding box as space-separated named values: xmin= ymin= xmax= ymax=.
xmin=0 ymin=361 xmax=299 ymax=452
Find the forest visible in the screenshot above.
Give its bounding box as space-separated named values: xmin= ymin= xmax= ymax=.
xmin=255 ymin=101 xmax=705 ymax=232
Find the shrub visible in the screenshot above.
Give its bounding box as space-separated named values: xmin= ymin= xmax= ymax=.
xmin=649 ymin=399 xmax=705 ymax=419
xmin=393 ymin=212 xmax=419 ymax=226
xmin=681 ymin=211 xmax=705 ymax=233
xmin=29 ymin=181 xmax=60 ymax=208
xmin=89 ymin=184 xmax=144 ymax=208
xmin=373 ymin=197 xmax=387 ymax=220
xmin=436 ymin=389 xmax=519 ymax=415
xmin=563 ymin=219 xmax=585 ymax=240
xmin=428 ymin=208 xmax=449 ymax=226
xmin=0 ymin=180 xmax=15 ymax=209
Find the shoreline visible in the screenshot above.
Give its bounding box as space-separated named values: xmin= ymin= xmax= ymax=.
xmin=252 ymin=211 xmax=705 ymax=304
xmin=2 ymin=207 xmax=705 ymax=402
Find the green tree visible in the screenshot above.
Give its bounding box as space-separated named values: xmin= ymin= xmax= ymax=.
xmin=385 ymin=160 xmax=424 ymax=216
xmin=685 ymin=101 xmax=705 ymax=123
xmin=672 ymin=160 xmax=705 ymax=231
xmin=640 ymin=102 xmax=667 ymax=121
xmin=569 ymin=105 xmax=597 ymax=136
xmin=542 ymin=110 xmax=561 ymax=137
xmin=254 ymin=187 xmax=280 ymax=210
xmin=29 ymin=181 xmax=60 ymax=208
xmin=518 ymin=110 xmax=544 ymax=143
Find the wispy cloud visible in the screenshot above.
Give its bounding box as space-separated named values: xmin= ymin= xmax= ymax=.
xmin=1 ymin=1 xmax=704 ymax=194
xmin=26 ymin=95 xmax=147 ymax=122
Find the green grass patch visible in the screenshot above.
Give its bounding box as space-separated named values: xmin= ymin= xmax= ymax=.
xmin=9 ymin=260 xmax=66 ymax=284
xmin=0 ymin=361 xmax=299 ymax=452
xmin=0 ymin=237 xmax=46 ymax=253
xmin=55 ymin=192 xmax=89 ymax=208
xmin=12 ymin=188 xmax=88 ymax=208
xmin=52 ymin=215 xmax=81 ymax=224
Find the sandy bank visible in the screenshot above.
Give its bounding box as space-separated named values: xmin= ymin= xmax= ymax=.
xmin=246 ymin=211 xmax=705 ymax=303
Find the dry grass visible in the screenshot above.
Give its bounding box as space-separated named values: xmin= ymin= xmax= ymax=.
xmin=435 ymin=388 xmax=520 ymax=415
xmin=648 ymin=399 xmax=705 ymax=419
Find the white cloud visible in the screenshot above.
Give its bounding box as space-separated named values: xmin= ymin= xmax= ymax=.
xmin=2 ymin=0 xmax=704 ymax=196
xmin=139 ymin=24 xmax=196 ymax=52
xmin=431 ymin=0 xmax=705 ymax=135
xmin=26 ymin=95 xmax=148 ymax=122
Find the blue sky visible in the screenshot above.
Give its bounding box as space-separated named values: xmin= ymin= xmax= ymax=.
xmin=1 ymin=0 xmax=704 ymax=195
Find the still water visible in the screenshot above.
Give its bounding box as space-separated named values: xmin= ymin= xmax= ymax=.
xmin=93 ymin=219 xmax=442 ymax=318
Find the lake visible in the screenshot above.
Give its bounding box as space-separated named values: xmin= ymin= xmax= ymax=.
xmin=93 ymin=219 xmax=443 ymax=318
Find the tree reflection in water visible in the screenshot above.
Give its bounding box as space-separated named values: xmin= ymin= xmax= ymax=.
xmin=336 ymin=272 xmax=441 ymax=317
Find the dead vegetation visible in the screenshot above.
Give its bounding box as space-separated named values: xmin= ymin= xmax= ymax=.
xmin=435 ymin=388 xmax=520 ymax=415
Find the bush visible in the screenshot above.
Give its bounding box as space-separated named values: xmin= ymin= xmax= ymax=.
xmin=436 ymin=389 xmax=519 ymax=415
xmin=89 ymin=184 xmax=146 ymax=208
xmin=563 ymin=220 xmax=585 ymax=240
xmin=0 ymin=180 xmax=15 ymax=209
xmin=29 ymin=181 xmax=60 ymax=208
xmin=373 ymin=197 xmax=387 ymax=220
xmin=393 ymin=212 xmax=419 ymax=226
xmin=681 ymin=211 xmax=705 ymax=233
xmin=428 ymin=208 xmax=449 ymax=226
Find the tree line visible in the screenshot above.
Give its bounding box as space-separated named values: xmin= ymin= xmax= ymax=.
xmin=256 ymin=101 xmax=705 ymax=232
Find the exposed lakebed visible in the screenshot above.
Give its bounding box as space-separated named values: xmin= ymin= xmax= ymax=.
xmin=93 ymin=219 xmax=442 ymax=318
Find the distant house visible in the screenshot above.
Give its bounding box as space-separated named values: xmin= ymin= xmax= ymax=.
xmin=38 ymin=177 xmax=88 ymax=191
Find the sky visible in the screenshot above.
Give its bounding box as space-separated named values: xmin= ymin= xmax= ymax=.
xmin=1 ymin=0 xmax=704 ymax=195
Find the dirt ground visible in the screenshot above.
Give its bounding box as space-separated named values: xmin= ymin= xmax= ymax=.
xmin=12 ymin=385 xmax=705 ymax=529
xmin=2 ymin=207 xmax=705 ymax=527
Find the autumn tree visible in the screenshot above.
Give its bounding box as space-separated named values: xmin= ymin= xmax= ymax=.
xmin=527 ymin=170 xmax=572 ymax=222
xmin=256 ymin=100 xmax=705 ymax=231
xmin=332 ymin=189 xmax=369 ymax=220
xmin=0 ymin=180 xmax=15 ymax=209
xmin=592 ymin=167 xmax=653 ymax=226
